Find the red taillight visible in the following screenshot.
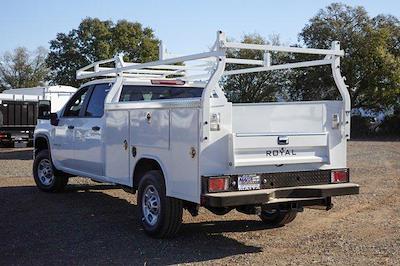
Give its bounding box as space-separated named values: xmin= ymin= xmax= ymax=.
xmin=208 ymin=177 xmax=229 ymax=192
xmin=151 ymin=79 xmax=185 ymax=85
xmin=331 ymin=170 xmax=349 ymax=183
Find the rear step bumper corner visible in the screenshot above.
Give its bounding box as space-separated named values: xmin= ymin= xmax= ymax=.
xmin=202 ymin=183 xmax=359 ymax=207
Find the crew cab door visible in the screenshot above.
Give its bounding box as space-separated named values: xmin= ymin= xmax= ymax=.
xmin=52 ymin=87 xmax=90 ymax=170
xmin=73 ymin=83 xmax=111 ymax=176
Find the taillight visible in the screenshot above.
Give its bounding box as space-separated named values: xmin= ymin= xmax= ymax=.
xmin=151 ymin=79 xmax=185 ymax=85
xmin=208 ymin=177 xmax=229 ymax=192
xmin=331 ymin=170 xmax=349 ymax=183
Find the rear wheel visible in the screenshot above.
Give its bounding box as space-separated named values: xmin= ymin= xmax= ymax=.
xmin=138 ymin=170 xmax=183 ymax=238
xmin=33 ymin=149 xmax=68 ymax=192
xmin=259 ymin=209 xmax=298 ymax=227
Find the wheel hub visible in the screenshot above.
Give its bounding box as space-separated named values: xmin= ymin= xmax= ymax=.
xmin=142 ymin=184 xmax=160 ymax=226
xmin=37 ymin=159 xmax=54 ymax=186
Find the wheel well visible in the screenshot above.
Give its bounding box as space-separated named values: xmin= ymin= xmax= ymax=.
xmin=133 ymin=158 xmax=163 ymax=189
xmin=34 ymin=137 xmax=49 ymax=157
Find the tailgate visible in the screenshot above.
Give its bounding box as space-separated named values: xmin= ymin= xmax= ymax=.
xmin=232 ymin=132 xmax=328 ymax=166
xmin=230 ymin=101 xmax=344 ymax=167
xmin=0 ymin=100 xmax=38 ymax=127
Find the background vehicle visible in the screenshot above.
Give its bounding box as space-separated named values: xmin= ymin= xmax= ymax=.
xmin=0 ymin=86 xmax=77 ymax=146
xmin=33 ymin=31 xmax=359 ymax=238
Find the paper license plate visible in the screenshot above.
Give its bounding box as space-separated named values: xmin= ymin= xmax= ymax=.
xmin=238 ymin=174 xmax=260 ymax=191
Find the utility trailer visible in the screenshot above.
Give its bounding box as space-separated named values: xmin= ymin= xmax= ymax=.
xmin=0 ymin=86 xmax=77 ymax=146
xmin=33 ymin=31 xmax=359 ymax=238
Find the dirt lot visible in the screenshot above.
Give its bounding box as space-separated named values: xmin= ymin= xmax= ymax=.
xmin=0 ymin=141 xmax=399 ymax=265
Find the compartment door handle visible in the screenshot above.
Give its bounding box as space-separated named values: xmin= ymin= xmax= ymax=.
xmin=277 ymin=136 xmax=289 ymax=145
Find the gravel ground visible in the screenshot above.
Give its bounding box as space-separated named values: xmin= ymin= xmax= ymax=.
xmin=0 ymin=141 xmax=399 ymax=265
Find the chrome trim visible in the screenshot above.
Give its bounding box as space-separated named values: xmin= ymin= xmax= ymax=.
xmin=235 ymin=132 xmax=328 ymax=137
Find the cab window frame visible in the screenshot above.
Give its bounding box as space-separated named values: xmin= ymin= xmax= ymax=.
xmin=118 ymin=85 xmax=204 ymax=102
xmin=62 ymin=86 xmax=92 ymax=118
xmin=83 ymin=83 xmax=112 ymax=118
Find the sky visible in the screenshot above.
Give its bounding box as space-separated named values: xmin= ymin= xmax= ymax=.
xmin=1 ymin=0 xmax=399 ymax=56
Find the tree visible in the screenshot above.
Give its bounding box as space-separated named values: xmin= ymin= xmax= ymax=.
xmin=296 ymin=3 xmax=400 ymax=113
xmin=0 ymin=47 xmax=48 ymax=92
xmin=46 ymin=18 xmax=160 ymax=87
xmin=223 ymin=3 xmax=399 ymax=115
xmin=223 ymin=34 xmax=291 ymax=103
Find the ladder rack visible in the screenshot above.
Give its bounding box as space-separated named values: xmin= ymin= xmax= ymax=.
xmin=76 ymin=31 xmax=344 ymax=82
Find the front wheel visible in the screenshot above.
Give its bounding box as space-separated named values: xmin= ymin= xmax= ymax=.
xmin=33 ymin=149 xmax=68 ymax=192
xmin=137 ymin=170 xmax=183 ymax=238
xmin=259 ymin=209 xmax=298 ymax=227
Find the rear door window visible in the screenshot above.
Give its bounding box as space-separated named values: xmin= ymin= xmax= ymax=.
xmin=119 ymin=85 xmax=203 ymax=102
xmin=84 ymin=83 xmax=111 ymax=117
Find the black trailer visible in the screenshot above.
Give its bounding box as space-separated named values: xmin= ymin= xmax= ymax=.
xmin=0 ymin=100 xmax=38 ymax=147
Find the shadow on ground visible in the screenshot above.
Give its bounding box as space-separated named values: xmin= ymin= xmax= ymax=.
xmin=0 ymin=148 xmax=32 ymax=160
xmin=0 ymin=184 xmax=263 ymax=265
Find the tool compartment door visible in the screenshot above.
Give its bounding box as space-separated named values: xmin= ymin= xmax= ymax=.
xmin=104 ymin=110 xmax=130 ymax=185
xmin=169 ymin=108 xmax=200 ymax=202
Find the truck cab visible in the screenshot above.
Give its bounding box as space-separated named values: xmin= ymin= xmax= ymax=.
xmin=33 ymin=31 xmax=359 ymax=238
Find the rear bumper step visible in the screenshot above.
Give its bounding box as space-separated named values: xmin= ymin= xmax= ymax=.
xmin=202 ymin=183 xmax=359 ymax=207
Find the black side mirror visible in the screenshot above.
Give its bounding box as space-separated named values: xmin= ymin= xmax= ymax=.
xmin=50 ymin=113 xmax=59 ymax=126
xmin=38 ymin=100 xmax=51 ymax=119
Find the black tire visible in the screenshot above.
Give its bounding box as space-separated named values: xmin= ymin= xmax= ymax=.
xmin=137 ymin=170 xmax=183 ymax=238
xmin=259 ymin=209 xmax=298 ymax=227
xmin=33 ymin=149 xmax=69 ymax=192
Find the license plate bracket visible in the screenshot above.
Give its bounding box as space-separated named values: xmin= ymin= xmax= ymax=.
xmin=238 ymin=174 xmax=260 ymax=191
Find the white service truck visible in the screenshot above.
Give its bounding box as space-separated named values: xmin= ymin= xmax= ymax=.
xmin=33 ymin=32 xmax=359 ymax=238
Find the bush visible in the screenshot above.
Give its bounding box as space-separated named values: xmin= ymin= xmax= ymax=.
xmin=351 ymin=115 xmax=374 ymax=138
xmin=376 ymin=113 xmax=400 ymax=137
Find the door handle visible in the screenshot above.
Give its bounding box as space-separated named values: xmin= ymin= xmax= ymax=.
xmin=123 ymin=140 xmax=128 ymax=150
xmin=92 ymin=126 xmax=100 ymax=131
xmin=68 ymin=125 xmax=74 ymax=130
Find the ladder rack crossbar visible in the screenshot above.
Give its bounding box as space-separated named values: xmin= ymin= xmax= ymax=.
xmin=224 ymin=59 xmax=334 ymax=76
xmin=223 ymin=41 xmax=344 ymax=56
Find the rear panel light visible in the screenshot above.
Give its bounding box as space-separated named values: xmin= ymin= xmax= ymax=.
xmin=210 ymin=113 xmax=221 ymax=131
xmin=208 ymin=177 xmax=229 ymax=192
xmin=331 ymin=170 xmax=349 ymax=183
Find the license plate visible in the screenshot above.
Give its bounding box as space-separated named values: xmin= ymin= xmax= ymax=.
xmin=238 ymin=174 xmax=260 ymax=191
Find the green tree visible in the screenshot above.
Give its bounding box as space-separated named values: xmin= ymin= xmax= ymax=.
xmin=296 ymin=3 xmax=400 ymax=112
xmin=223 ymin=34 xmax=290 ymax=103
xmin=0 ymin=47 xmax=48 ymax=91
xmin=46 ymin=18 xmax=160 ymax=87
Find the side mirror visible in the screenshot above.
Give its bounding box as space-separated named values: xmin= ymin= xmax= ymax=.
xmin=38 ymin=100 xmax=51 ymax=119
xmin=50 ymin=113 xmax=59 ymax=126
